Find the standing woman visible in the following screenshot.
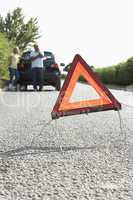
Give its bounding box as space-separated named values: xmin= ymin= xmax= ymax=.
xmin=8 ymin=47 xmax=20 ymax=89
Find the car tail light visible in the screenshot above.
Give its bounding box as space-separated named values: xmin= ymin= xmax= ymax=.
xmin=51 ymin=63 xmax=59 ymax=68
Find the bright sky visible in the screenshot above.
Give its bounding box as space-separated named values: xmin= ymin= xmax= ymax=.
xmin=1 ymin=0 xmax=133 ymax=67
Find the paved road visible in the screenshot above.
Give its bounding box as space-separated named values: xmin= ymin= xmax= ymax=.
xmin=0 ymin=83 xmax=133 ymax=200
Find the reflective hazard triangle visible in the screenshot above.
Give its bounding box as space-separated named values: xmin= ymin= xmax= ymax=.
xmin=51 ymin=54 xmax=121 ymax=119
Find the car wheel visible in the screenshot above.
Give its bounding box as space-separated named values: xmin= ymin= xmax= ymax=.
xmin=55 ymin=79 xmax=61 ymax=91
xmin=16 ymin=84 xmax=21 ymax=91
xmin=23 ymin=85 xmax=28 ymax=91
xmin=20 ymin=85 xmax=27 ymax=91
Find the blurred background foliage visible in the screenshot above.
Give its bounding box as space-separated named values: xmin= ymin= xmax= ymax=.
xmin=0 ymin=7 xmax=40 ymax=81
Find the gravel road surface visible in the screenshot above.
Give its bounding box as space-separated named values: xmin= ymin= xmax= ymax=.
xmin=0 ymin=83 xmax=133 ymax=200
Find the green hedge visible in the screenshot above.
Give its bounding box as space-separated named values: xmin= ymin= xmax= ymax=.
xmin=0 ymin=33 xmax=14 ymax=79
xmin=95 ymin=58 xmax=133 ymax=85
xmin=62 ymin=57 xmax=133 ymax=86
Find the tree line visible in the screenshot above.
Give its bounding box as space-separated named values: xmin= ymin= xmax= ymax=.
xmin=0 ymin=7 xmax=40 ymax=79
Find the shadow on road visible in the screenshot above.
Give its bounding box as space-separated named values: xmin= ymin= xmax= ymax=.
xmin=0 ymin=145 xmax=99 ymax=158
xmin=2 ymin=88 xmax=56 ymax=92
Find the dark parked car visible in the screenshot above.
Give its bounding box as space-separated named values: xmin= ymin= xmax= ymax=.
xmin=17 ymin=51 xmax=61 ymax=91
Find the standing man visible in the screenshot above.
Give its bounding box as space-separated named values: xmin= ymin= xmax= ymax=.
xmin=30 ymin=44 xmax=44 ymax=91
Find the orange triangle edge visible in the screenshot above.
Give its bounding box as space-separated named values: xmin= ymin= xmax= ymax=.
xmin=51 ymin=54 xmax=121 ymax=120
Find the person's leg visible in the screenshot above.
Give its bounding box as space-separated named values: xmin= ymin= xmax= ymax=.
xmin=15 ymin=69 xmax=20 ymax=90
xmin=10 ymin=68 xmax=16 ymax=90
xmin=14 ymin=69 xmax=20 ymax=86
xmin=16 ymin=69 xmax=20 ymax=80
xmin=38 ymin=68 xmax=43 ymax=91
xmin=32 ymin=68 xmax=37 ymax=90
xmin=9 ymin=67 xmax=14 ymax=84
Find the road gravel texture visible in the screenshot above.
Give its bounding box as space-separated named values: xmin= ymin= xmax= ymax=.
xmin=0 ymin=83 xmax=133 ymax=200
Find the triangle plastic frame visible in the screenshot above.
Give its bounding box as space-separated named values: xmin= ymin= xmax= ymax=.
xmin=51 ymin=54 xmax=121 ymax=119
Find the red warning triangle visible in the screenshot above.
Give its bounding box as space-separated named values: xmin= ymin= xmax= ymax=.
xmin=51 ymin=54 xmax=121 ymax=119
